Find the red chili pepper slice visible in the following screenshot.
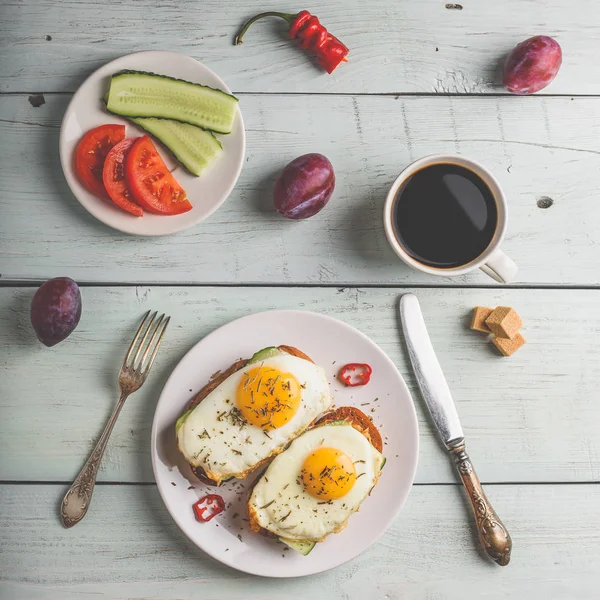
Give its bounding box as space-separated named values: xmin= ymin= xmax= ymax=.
xmin=234 ymin=10 xmax=349 ymax=74
xmin=339 ymin=363 xmax=372 ymax=387
xmin=193 ymin=494 xmax=225 ymax=522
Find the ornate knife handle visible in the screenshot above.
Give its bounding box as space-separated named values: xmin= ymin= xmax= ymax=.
xmin=60 ymin=392 xmax=128 ymax=528
xmin=448 ymin=440 xmax=512 ymax=566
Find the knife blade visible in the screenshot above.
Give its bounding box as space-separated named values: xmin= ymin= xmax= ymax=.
xmin=399 ymin=293 xmax=464 ymax=447
xmin=399 ymin=293 xmax=512 ymax=566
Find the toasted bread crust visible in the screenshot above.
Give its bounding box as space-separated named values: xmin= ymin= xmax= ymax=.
xmin=190 ymin=465 xmax=222 ymax=486
xmin=247 ymin=406 xmax=383 ymax=536
xmin=181 ymin=346 xmax=316 ymax=485
xmin=187 ymin=359 xmax=247 ymax=412
xmin=277 ymin=345 xmax=314 ymax=363
xmin=191 ymin=450 xmax=281 ymax=487
xmin=315 ymin=406 xmax=383 ymax=453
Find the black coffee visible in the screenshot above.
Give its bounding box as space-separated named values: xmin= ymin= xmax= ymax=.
xmin=392 ymin=163 xmax=497 ymax=269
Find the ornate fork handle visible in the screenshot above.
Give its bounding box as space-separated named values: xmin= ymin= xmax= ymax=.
xmin=448 ymin=440 xmax=512 ymax=566
xmin=60 ymin=392 xmax=129 ymax=528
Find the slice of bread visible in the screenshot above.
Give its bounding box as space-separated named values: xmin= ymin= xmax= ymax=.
xmin=247 ymin=406 xmax=383 ymax=540
xmin=179 ymin=346 xmax=316 ymax=485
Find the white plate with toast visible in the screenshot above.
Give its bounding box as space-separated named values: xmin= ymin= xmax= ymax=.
xmin=151 ymin=310 xmax=419 ymax=577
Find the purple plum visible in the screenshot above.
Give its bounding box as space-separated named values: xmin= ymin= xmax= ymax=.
xmin=503 ymin=35 xmax=562 ymax=95
xmin=273 ymin=153 xmax=335 ymax=219
xmin=30 ymin=277 xmax=82 ymax=347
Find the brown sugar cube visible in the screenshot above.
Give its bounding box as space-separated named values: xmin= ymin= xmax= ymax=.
xmin=491 ymin=333 xmax=526 ymax=356
xmin=485 ymin=306 xmax=522 ymax=340
xmin=470 ymin=306 xmax=493 ymax=333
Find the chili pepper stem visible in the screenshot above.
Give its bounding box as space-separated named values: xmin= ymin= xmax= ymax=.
xmin=234 ymin=11 xmax=298 ymax=45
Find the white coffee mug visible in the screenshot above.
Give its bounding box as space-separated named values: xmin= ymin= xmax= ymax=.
xmin=383 ymin=154 xmax=518 ymax=283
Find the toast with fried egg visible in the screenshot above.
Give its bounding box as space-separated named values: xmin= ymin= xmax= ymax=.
xmin=247 ymin=407 xmax=385 ymax=555
xmin=176 ymin=346 xmax=332 ymax=485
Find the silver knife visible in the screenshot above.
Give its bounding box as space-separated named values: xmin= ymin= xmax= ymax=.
xmin=400 ymin=293 xmax=512 ymax=566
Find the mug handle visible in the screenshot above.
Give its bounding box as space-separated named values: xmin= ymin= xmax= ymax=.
xmin=480 ymin=249 xmax=518 ymax=283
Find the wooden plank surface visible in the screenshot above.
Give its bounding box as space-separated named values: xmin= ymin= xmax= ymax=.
xmin=1 ymin=483 xmax=599 ymax=599
xmin=1 ymin=0 xmax=598 ymax=95
xmin=2 ymin=286 xmax=599 ymax=484
xmin=2 ymin=0 xmax=600 ymax=595
xmin=2 ymin=93 xmax=600 ymax=286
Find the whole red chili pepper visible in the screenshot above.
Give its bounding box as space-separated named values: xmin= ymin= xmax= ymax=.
xmin=339 ymin=363 xmax=372 ymax=387
xmin=193 ymin=494 xmax=225 ymax=522
xmin=234 ymin=10 xmax=349 ymax=74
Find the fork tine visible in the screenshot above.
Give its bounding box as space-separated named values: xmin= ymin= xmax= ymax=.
xmin=141 ymin=316 xmax=170 ymax=377
xmin=122 ymin=310 xmax=151 ymax=369
xmin=131 ymin=311 xmax=158 ymax=369
xmin=139 ymin=313 xmax=165 ymax=370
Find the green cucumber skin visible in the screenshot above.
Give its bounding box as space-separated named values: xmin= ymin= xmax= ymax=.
xmin=107 ymin=71 xmax=238 ymax=134
xmin=209 ymin=131 xmax=223 ymax=150
xmin=175 ymin=408 xmax=193 ymax=433
xmin=247 ymin=347 xmax=282 ymax=364
xmin=279 ymin=538 xmax=316 ymax=555
xmin=114 ymin=70 xmax=239 ymax=102
xmin=128 ymin=117 xmax=222 ymax=177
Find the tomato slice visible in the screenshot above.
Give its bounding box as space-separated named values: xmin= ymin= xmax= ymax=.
xmin=102 ymin=138 xmax=143 ymax=217
xmin=75 ymin=124 xmax=126 ymax=198
xmin=125 ymin=136 xmax=192 ymax=215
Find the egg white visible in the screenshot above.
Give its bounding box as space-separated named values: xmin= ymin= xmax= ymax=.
xmin=177 ymin=353 xmax=331 ymax=482
xmin=249 ymin=423 xmax=384 ymax=542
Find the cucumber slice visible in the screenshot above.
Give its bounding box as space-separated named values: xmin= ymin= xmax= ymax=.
xmin=129 ymin=117 xmax=223 ymax=177
xmin=175 ymin=408 xmax=192 ymax=433
xmin=380 ymin=456 xmax=387 ymax=469
xmin=106 ymin=71 xmax=238 ymax=134
xmin=247 ymin=347 xmax=282 ymax=364
xmin=280 ymin=538 xmax=316 ymax=556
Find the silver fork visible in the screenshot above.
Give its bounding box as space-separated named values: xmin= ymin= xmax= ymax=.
xmin=60 ymin=311 xmax=170 ymax=528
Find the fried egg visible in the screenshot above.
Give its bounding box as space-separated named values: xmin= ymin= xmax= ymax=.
xmin=176 ymin=351 xmax=331 ymax=483
xmin=248 ymin=422 xmax=384 ymax=542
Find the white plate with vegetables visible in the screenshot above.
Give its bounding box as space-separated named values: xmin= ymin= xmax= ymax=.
xmin=59 ymin=51 xmax=245 ymax=236
xmin=151 ymin=310 xmax=419 ymax=577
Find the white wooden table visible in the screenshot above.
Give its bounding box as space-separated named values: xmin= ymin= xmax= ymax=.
xmin=1 ymin=1 xmax=599 ymax=598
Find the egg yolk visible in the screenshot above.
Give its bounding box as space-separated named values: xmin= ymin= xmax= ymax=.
xmin=301 ymin=447 xmax=357 ymax=500
xmin=236 ymin=366 xmax=301 ymax=430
